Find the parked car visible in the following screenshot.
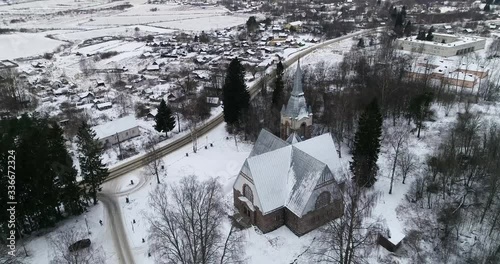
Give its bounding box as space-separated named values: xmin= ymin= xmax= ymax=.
xmin=68 ymin=239 xmax=91 ymax=252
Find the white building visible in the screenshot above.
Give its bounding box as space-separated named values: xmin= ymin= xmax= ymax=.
xmin=395 ymin=33 xmax=486 ymax=57
xmin=92 ymin=116 xmax=140 ymax=147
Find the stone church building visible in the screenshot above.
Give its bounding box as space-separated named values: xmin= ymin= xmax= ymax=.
xmin=232 ymin=63 xmax=345 ymax=236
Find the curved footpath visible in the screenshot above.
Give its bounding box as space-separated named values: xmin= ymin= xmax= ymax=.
xmin=98 ymin=29 xmax=372 ymax=264
xmin=98 ymin=192 xmax=136 ymax=264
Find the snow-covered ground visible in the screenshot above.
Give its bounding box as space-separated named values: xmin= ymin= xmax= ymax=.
xmin=0 ymin=32 xmax=66 ymax=60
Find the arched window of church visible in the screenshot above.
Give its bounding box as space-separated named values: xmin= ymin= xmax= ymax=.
xmin=243 ymin=184 xmax=253 ymax=203
xmin=315 ymin=191 xmax=330 ymax=209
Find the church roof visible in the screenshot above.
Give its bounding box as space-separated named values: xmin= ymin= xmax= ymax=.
xmin=286 ymin=132 xmax=302 ymax=144
xmin=240 ymin=130 xmax=344 ymax=217
xmin=282 ymin=61 xmax=311 ymax=119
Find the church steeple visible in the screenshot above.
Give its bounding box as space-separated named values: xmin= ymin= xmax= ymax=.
xmin=291 ymin=60 xmax=304 ymax=97
xmin=280 ymin=61 xmax=313 ymax=140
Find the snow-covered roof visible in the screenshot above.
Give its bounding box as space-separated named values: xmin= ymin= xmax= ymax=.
xmin=249 ymin=129 xmax=289 ymax=157
xmin=92 ymin=116 xmax=139 ymax=139
xmin=240 ymin=130 xmax=343 ymax=216
xmin=96 ymin=102 xmax=112 ymax=109
xmin=78 ymin=92 xmax=93 ymax=99
xmin=286 ymin=132 xmax=302 ymax=144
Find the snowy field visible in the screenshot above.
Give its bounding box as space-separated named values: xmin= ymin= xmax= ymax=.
xmin=0 ymin=33 xmax=66 ymax=60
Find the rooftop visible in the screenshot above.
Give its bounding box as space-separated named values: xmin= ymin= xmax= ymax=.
xmin=92 ymin=115 xmax=139 ymax=139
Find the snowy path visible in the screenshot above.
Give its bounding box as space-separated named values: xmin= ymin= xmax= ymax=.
xmin=98 ymin=192 xmax=136 ymax=264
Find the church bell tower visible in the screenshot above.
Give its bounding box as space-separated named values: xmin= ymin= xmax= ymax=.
xmin=280 ymin=61 xmax=313 ymax=140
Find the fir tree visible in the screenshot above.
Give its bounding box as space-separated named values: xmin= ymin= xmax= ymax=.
xmin=394 ymin=12 xmax=404 ymax=37
xmin=48 ymin=124 xmax=85 ymax=215
xmin=272 ymin=61 xmax=285 ymax=110
xmin=350 ymin=98 xmax=383 ymax=187
xmin=154 ymin=99 xmax=176 ymax=137
xmin=77 ymin=121 xmax=108 ymax=205
xmin=404 ymin=21 xmax=413 ymax=37
xmin=0 ymin=114 xmax=87 ymax=234
xmin=357 ymin=38 xmax=365 ymax=48
xmin=246 ymin=16 xmax=259 ymax=32
xmin=408 ymin=91 xmax=433 ymax=138
xmin=222 ymin=57 xmax=250 ymax=129
xmin=426 ymin=26 xmax=435 ymax=41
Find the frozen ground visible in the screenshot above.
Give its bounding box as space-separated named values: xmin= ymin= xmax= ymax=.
xmin=0 ymin=32 xmax=66 ymax=60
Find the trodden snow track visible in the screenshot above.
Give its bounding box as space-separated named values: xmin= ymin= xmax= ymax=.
xmin=98 ymin=192 xmax=136 ymax=264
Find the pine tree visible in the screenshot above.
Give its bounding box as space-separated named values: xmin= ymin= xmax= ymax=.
xmin=394 ymin=12 xmax=404 ymax=37
xmin=357 ymin=38 xmax=365 ymax=48
xmin=350 ymin=98 xmax=383 ymax=187
xmin=246 ymin=16 xmax=259 ymax=32
xmin=48 ymin=123 xmax=85 ymax=215
xmin=409 ymin=91 xmax=433 ymax=138
xmin=404 ymin=21 xmax=413 ymax=37
xmin=272 ymin=61 xmax=285 ymax=110
xmin=77 ymin=121 xmax=108 ymax=205
xmin=426 ymin=26 xmax=435 ymax=41
xmin=222 ymin=58 xmax=250 ymax=129
xmin=154 ymin=99 xmax=176 ymax=137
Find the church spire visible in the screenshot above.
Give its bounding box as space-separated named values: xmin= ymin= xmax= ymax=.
xmin=291 ymin=60 xmax=303 ymax=97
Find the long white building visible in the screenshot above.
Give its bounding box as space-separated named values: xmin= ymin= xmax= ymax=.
xmin=395 ymin=33 xmax=486 ymax=57
xmin=92 ymin=116 xmax=140 ymax=147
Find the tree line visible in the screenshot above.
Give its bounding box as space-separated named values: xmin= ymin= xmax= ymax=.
xmin=0 ymin=114 xmax=108 ymax=238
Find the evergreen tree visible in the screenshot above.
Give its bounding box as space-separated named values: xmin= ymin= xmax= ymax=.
xmin=357 ymin=38 xmax=365 ymax=48
xmin=222 ymin=58 xmax=250 ymax=129
xmin=77 ymin=121 xmax=108 ymax=205
xmin=48 ymin=124 xmax=85 ymax=215
xmin=394 ymin=12 xmax=404 ymax=37
xmin=426 ymin=26 xmax=435 ymax=41
xmin=484 ymin=4 xmax=491 ymax=11
xmin=408 ymin=91 xmax=433 ymax=138
xmin=154 ymin=99 xmax=176 ymax=137
xmin=0 ymin=114 xmax=86 ymax=235
xmin=272 ymin=61 xmax=285 ymax=110
xmin=403 ymin=21 xmax=413 ymax=37
xmin=416 ymin=29 xmax=426 ymax=40
xmin=246 ymin=16 xmax=259 ymax=33
xmin=350 ymin=98 xmax=383 ymax=187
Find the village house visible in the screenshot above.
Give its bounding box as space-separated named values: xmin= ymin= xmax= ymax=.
xmin=78 ymin=92 xmax=94 ymax=104
xmin=96 ymin=102 xmax=112 ymax=111
xmin=92 ymin=115 xmax=140 ymax=147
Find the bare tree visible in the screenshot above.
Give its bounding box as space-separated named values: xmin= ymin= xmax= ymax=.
xmin=49 ymin=228 xmax=105 ymax=264
xmin=114 ymin=92 xmax=132 ymax=116
xmin=397 ymin=147 xmax=417 ymax=184
xmin=145 ymin=135 xmax=165 ymax=184
xmin=313 ymin=176 xmax=381 ymax=264
xmin=147 ymin=176 xmax=243 ymax=264
xmin=79 ymin=57 xmax=95 ymax=76
xmin=385 ymin=120 xmax=411 ymax=194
